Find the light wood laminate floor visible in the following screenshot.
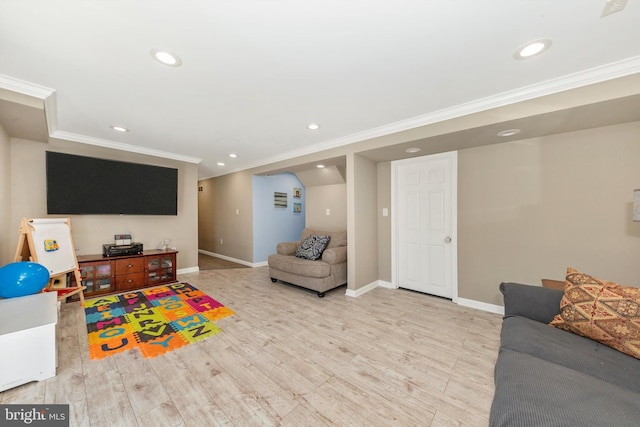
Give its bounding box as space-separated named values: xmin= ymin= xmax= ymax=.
xmin=198 ymin=253 xmax=249 ymax=271
xmin=0 ymin=267 xmax=502 ymax=426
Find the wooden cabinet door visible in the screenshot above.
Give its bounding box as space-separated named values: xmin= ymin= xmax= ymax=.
xmin=79 ymin=260 xmax=114 ymax=296
xmin=145 ymin=253 xmax=176 ymax=285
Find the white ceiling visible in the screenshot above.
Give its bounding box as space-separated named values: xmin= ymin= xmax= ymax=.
xmin=1 ymin=0 xmax=640 ymax=179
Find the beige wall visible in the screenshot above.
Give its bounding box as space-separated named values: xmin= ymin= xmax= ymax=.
xmin=458 ymin=121 xmax=640 ymax=305
xmin=305 ymin=184 xmax=347 ymax=230
xmin=199 ymin=176 xmax=346 ymax=263
xmin=374 ymin=121 xmax=640 ymax=305
xmin=0 ymin=124 xmax=11 ymax=264
xmin=6 ymin=137 xmax=199 ymax=271
xmin=198 ymin=120 xmax=640 ymax=305
xmin=377 ymin=162 xmax=392 ymax=283
xmin=348 ymin=154 xmax=379 ymax=291
xmin=198 ymin=170 xmax=254 ymax=261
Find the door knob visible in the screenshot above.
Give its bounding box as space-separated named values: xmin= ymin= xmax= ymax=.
xmin=444 ymin=236 xmax=452 ymax=243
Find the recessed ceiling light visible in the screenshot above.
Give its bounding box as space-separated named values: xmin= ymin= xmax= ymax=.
xmin=514 ymin=39 xmax=552 ymax=60
xmin=316 ymin=164 xmax=325 ymax=168
xmin=405 ymin=147 xmax=421 ymax=153
xmin=111 ymin=126 xmax=129 ymax=132
xmin=150 ymin=49 xmax=182 ymax=67
xmin=217 ymin=162 xmax=225 ymax=166
xmin=307 ymin=123 xmax=320 ymax=130
xmin=497 ymin=128 xmax=522 ymax=137
xmin=228 ymin=153 xmax=238 ymax=158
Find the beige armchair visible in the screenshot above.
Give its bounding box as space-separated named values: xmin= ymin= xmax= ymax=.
xmin=268 ymin=228 xmax=347 ymax=297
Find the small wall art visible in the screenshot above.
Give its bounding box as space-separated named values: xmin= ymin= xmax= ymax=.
xmin=293 ymin=202 xmax=302 ymax=213
xmin=293 ymin=187 xmax=301 ymax=198
xmin=274 ymin=192 xmax=287 ymax=208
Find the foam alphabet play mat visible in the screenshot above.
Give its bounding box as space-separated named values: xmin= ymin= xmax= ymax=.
xmin=84 ymin=283 xmax=234 ymax=359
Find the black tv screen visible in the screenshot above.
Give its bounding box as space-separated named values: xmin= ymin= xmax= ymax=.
xmin=46 ymin=151 xmax=178 ymax=215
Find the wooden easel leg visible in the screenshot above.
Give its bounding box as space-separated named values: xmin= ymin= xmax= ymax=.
xmin=14 ymin=217 xmax=86 ymax=306
xmin=47 ymin=272 xmax=86 ymax=305
xmin=14 ymin=233 xmax=31 ymax=262
xmin=73 ymin=269 xmax=85 ymax=305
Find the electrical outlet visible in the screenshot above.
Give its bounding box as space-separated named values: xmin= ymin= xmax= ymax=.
xmin=602 ymin=0 xmax=628 ymax=17
xmin=220 ymin=238 xmax=223 ymax=245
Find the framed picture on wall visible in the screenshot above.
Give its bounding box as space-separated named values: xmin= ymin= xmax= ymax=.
xmin=293 ymin=203 xmax=302 ymax=213
xmin=293 ymin=187 xmax=301 ymax=198
xmin=274 ymin=192 xmax=287 ymax=208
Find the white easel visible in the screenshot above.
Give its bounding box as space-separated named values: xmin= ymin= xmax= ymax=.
xmin=14 ymin=218 xmax=85 ymax=304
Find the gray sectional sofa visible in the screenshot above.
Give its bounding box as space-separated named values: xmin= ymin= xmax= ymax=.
xmin=490 ymin=282 xmax=640 ymax=426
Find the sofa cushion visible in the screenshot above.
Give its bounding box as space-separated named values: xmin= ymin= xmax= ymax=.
xmin=267 ymin=254 xmax=331 ymax=278
xmin=301 ymin=228 xmax=346 ymax=249
xmin=549 ymin=267 xmax=640 ymax=360
xmin=500 ymin=282 xmax=563 ymax=323
xmin=501 ymin=316 xmax=640 ymax=394
xmin=490 ymin=348 xmax=640 ymax=427
xmin=295 ymin=234 xmax=331 ymax=260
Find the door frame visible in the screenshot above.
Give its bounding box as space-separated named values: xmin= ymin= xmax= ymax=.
xmin=391 ymin=151 xmax=458 ymax=302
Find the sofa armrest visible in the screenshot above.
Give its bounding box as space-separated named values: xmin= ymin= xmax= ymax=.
xmin=276 ymin=241 xmax=299 ymax=256
xmin=321 ymin=246 xmax=347 ymax=265
xmin=500 ymin=282 xmax=563 ymax=324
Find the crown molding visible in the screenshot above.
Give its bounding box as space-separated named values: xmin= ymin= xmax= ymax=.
xmin=6 ymin=54 xmax=640 ymax=179
xmin=43 ymin=92 xmax=58 ymax=136
xmin=213 ymin=54 xmax=640 ymax=178
xmin=51 ymin=130 xmax=202 ymax=164
xmin=0 ymin=74 xmax=55 ymax=99
xmin=1 ymin=73 xmax=200 ymax=164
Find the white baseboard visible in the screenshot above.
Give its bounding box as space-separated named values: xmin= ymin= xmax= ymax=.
xmin=198 ymin=249 xmax=265 ymax=268
xmin=345 ymin=280 xmax=389 ymax=298
xmin=377 ymin=280 xmax=394 ymax=289
xmin=344 ymin=280 xmax=505 ymax=315
xmin=456 ymin=297 xmax=505 ymax=315
xmin=177 ymin=266 xmax=199 ymax=275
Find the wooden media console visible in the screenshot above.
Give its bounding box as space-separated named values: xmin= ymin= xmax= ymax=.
xmin=69 ymin=249 xmax=178 ymax=300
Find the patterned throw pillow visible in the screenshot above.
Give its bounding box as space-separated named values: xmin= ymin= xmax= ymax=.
xmin=549 ymin=267 xmax=640 ymax=359
xmin=295 ymin=235 xmax=331 ymax=261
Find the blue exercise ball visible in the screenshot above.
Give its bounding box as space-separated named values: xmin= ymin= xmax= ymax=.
xmin=0 ymin=262 xmax=50 ymax=298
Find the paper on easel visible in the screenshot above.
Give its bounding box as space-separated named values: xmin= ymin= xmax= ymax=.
xmin=28 ymin=219 xmax=77 ymax=276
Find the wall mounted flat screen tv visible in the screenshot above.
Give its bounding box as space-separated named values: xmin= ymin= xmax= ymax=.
xmin=46 ymin=151 xmax=178 ymax=215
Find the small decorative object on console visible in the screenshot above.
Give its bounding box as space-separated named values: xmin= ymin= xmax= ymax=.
xmin=114 ymin=234 xmax=132 ymax=246
xmin=103 ymin=242 xmax=143 ymax=257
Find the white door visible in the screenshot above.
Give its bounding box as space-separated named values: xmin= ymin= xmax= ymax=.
xmin=393 ymin=151 xmax=456 ymax=299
